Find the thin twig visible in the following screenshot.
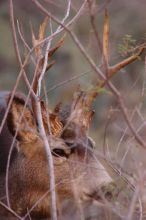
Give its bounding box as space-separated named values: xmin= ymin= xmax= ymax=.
xmin=32 ymin=19 xmax=59 ymax=220
xmin=32 ymin=0 xmax=146 ymax=150
xmin=56 ymin=0 xmax=71 ymax=32
xmin=127 ymin=185 xmax=140 ymax=220
xmin=87 ymin=0 xmax=102 ymax=55
xmin=17 ymin=20 xmax=36 ymax=65
xmin=42 ymin=69 xmax=92 ymax=97
xmin=9 ymin=0 xmax=34 ymax=94
xmin=0 ymin=201 xmax=22 ymax=220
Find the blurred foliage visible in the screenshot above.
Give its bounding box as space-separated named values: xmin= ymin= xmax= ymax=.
xmin=118 ymin=34 xmax=136 ymax=57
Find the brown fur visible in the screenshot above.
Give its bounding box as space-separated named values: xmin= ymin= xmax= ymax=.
xmin=0 ymin=92 xmax=113 ymax=219
xmin=0 ymin=92 xmax=17 ymax=174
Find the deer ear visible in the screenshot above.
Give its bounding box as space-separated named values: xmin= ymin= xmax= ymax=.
xmin=7 ymin=94 xmax=38 ymax=143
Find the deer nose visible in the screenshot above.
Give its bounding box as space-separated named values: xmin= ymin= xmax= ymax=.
xmin=83 ymin=182 xmax=119 ymax=203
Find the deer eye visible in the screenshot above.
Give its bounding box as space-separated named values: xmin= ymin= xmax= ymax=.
xmin=52 ymin=148 xmax=68 ymax=158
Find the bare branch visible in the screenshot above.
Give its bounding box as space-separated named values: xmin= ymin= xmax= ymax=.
xmin=32 ymin=0 xmax=146 ymax=149
xmin=87 ymin=0 xmax=102 ymax=57
xmin=0 ymin=201 xmax=22 ymax=220
xmin=9 ymin=0 xmax=35 ymax=95
xmin=109 ymin=44 xmax=146 ymax=76
xmin=102 ymin=9 xmax=109 ymax=64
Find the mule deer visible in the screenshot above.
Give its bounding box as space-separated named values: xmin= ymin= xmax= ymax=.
xmin=0 ymin=90 xmax=114 ymax=219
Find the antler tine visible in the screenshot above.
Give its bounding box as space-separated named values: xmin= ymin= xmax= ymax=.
xmin=66 ymin=88 xmax=95 ymax=131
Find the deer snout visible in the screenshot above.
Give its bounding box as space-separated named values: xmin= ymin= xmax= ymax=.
xmin=73 ymin=158 xmax=115 ymax=204
xmin=82 ymin=181 xmax=119 ymax=205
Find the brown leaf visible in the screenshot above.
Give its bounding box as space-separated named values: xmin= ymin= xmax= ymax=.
xmin=31 ymin=25 xmax=42 ymax=58
xmin=48 ymin=34 xmax=66 ymax=59
xmin=31 ymin=17 xmax=49 ymax=58
xmin=46 ymin=60 xmax=55 ymax=72
xmin=39 ymin=17 xmax=49 ymax=41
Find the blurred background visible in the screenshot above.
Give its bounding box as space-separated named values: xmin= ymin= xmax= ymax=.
xmin=1 ymin=1 xmax=146 ymax=218
xmin=1 ymin=0 xmax=146 ymax=177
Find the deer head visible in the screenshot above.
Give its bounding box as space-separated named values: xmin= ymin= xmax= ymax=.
xmin=0 ymin=90 xmax=113 ymax=219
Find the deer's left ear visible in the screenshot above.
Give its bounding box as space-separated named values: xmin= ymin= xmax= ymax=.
xmin=7 ymin=94 xmax=39 ymax=143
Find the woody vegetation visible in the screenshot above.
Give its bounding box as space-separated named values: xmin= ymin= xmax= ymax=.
xmin=0 ymin=0 xmax=146 ymax=219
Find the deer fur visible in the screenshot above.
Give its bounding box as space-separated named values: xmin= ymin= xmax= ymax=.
xmin=0 ymin=92 xmax=17 ymax=174
xmin=0 ymin=91 xmax=113 ymax=219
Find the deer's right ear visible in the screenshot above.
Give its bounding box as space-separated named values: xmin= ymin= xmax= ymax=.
xmin=7 ymin=94 xmax=38 ymax=143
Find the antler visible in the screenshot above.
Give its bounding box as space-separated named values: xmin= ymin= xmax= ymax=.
xmin=60 ymin=10 xmax=146 ymax=135
xmin=58 ymin=88 xmax=95 ymax=140
xmin=68 ymin=89 xmax=95 ymax=130
xmin=29 ymin=13 xmax=145 ymax=138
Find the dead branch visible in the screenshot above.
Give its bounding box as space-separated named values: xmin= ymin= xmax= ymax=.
xmin=102 ymin=9 xmax=109 ymax=65
xmin=32 ymin=0 xmax=146 ymax=149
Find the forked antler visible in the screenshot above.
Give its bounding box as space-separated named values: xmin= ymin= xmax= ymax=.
xmin=67 ymin=89 xmax=95 ymax=130
xmin=56 ymin=88 xmax=96 ymax=144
